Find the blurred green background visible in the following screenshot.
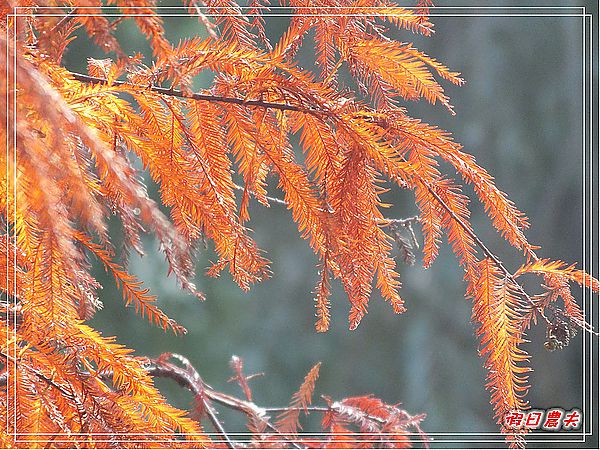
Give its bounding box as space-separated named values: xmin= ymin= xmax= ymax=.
xmin=62 ymin=0 xmax=597 ymax=446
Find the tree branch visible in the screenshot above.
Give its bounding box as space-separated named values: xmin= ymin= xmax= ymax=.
xmin=70 ymin=70 xmax=594 ymax=336
xmin=415 ymin=172 xmax=550 ymax=321
xmin=0 ymin=352 xmax=429 ymax=447
xmin=145 ymin=354 xmax=306 ymax=449
xmin=70 ymin=72 xmax=317 ymax=114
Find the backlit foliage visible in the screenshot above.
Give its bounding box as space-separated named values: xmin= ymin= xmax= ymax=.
xmin=0 ymin=0 xmax=598 ymax=448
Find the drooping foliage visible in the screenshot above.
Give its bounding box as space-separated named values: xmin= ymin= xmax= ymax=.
xmin=0 ymin=0 xmax=597 ymax=448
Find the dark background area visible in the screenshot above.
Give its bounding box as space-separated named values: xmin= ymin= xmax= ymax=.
xmin=61 ymin=0 xmax=598 ymax=446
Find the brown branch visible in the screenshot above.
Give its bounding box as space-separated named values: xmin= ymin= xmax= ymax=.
xmin=416 ymin=171 xmax=600 ymax=338
xmin=0 ymin=352 xmax=428 ymax=446
xmin=70 ymin=72 xmax=316 ymax=114
xmin=146 ymin=354 xmax=236 ymax=449
xmin=146 ymin=354 xmax=306 ymax=449
xmin=386 ymin=128 xmax=596 ymax=333
xmin=417 ymin=173 xmax=551 ymax=321
xmin=146 ymin=355 xmax=427 ymax=448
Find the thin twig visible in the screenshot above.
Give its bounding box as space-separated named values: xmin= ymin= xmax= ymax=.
xmin=49 ymin=8 xmax=76 ymax=34
xmin=147 ymin=354 xmax=306 ymax=449
xmin=382 ymin=216 xmax=420 ymax=227
xmin=189 ymin=1 xmax=219 ymax=39
xmin=233 ymin=184 xmax=287 ymax=206
xmin=109 ymin=17 xmax=126 ymax=29
xmin=420 ymin=171 xmax=596 ymax=336
xmin=388 ymin=130 xmax=588 ymax=331
xmin=70 ymin=72 xmax=317 ymax=114
xmin=265 ymin=405 xmax=389 ymax=425
xmin=146 ymin=356 xmax=236 ymax=449
xmin=416 ymin=174 xmax=552 ymax=325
